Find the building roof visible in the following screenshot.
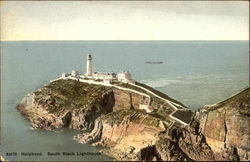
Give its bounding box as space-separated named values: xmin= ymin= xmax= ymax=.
xmin=94 ymin=72 xmax=116 ymax=75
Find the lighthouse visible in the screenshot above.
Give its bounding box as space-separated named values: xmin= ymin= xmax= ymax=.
xmin=86 ymin=54 xmax=93 ymax=76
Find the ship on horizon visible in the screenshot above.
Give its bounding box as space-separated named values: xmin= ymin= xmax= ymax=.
xmin=145 ymin=61 xmax=163 ymax=64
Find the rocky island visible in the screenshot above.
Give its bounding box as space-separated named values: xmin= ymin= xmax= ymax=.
xmin=17 ymin=54 xmax=249 ymax=161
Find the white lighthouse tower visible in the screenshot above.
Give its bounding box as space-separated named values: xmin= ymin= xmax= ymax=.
xmin=86 ymin=54 xmax=93 ymax=76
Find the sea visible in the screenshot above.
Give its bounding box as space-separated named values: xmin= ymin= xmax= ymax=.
xmin=1 ymin=41 xmax=249 ymax=161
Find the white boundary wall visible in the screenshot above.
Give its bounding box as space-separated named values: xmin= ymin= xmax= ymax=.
xmin=128 ymin=83 xmax=186 ymax=109
xmin=128 ymin=83 xmax=189 ymax=125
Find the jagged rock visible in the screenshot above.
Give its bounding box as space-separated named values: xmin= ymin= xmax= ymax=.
xmin=178 ymin=126 xmax=215 ymax=161
xmin=75 ymin=118 xmax=103 ymax=144
xmin=137 ymin=145 xmax=162 ymax=161
xmin=76 ymin=109 xmax=166 ymax=161
xmin=137 ymin=88 xmax=250 ymax=161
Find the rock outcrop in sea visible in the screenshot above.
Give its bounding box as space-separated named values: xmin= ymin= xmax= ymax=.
xmin=17 ymin=79 xmax=250 ymax=161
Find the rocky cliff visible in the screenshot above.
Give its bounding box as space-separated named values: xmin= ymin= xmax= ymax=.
xmin=17 ymin=79 xmax=151 ymax=131
xmin=17 ymin=79 xmax=249 ymax=161
xmin=187 ymin=87 xmax=250 ymax=161
xmin=75 ymin=109 xmax=166 ymax=161
xmin=152 ymin=87 xmax=250 ymax=161
xmin=17 ymin=79 xmax=114 ymax=130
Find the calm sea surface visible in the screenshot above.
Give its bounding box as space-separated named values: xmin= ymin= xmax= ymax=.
xmin=1 ymin=41 xmax=249 ymax=161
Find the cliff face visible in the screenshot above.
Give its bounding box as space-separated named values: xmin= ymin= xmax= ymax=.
xmin=17 ymin=80 xmax=113 ymax=130
xmin=75 ymin=109 xmax=166 ymax=161
xmin=136 ymin=88 xmax=250 ymax=161
xmin=189 ymin=88 xmax=250 ymax=161
xmin=112 ymin=89 xmax=149 ymax=111
xmin=79 ymin=87 xmax=249 ymax=161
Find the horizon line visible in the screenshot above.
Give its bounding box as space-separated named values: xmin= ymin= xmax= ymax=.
xmin=1 ymin=40 xmax=249 ymax=42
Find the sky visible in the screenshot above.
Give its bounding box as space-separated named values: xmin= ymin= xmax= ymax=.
xmin=0 ymin=1 xmax=249 ymax=41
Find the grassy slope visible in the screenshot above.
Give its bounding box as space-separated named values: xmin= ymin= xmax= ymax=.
xmin=34 ymin=79 xmax=111 ymax=114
